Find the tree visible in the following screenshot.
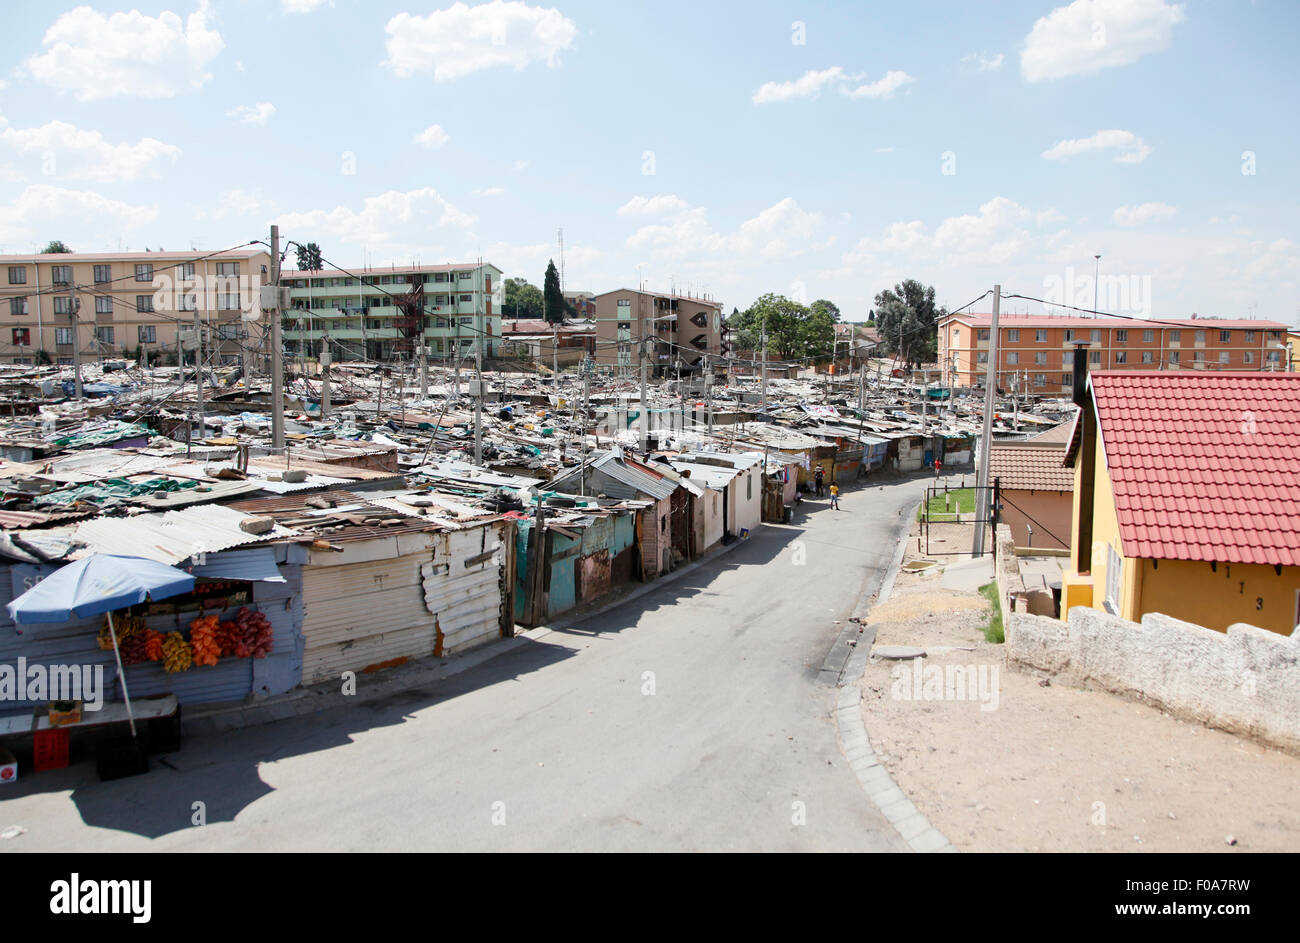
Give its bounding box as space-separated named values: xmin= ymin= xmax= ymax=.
xmin=295 ymin=242 xmax=323 ymax=271
xmin=40 ymin=240 xmax=71 ymax=254
xmin=873 ymin=279 xmax=946 ymax=369
xmin=731 ymin=293 xmax=835 ymax=361
xmin=502 ymin=277 xmax=544 ymax=319
xmin=542 ymin=259 xmax=572 ymax=325
xmin=810 ymin=299 xmax=841 ymax=324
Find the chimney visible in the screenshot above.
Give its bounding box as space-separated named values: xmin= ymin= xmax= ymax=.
xmin=1072 ymin=341 xmax=1090 ymax=407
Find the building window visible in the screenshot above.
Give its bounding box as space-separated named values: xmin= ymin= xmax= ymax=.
xmin=1244 ymin=351 xmax=1254 ymax=364
xmin=1219 ymin=351 xmax=1230 ymax=364
xmin=458 ymin=271 xmax=472 ymax=281
xmin=459 ymin=316 xmax=473 ymax=325
xmin=1219 ymin=330 xmax=1231 ymax=343
xmin=55 ymin=327 xmax=73 ymax=345
xmin=1035 ymin=329 xmax=1047 ymax=343
xmin=1169 ymin=351 xmax=1180 ymax=364
xmin=7 ymin=266 xmax=26 ymax=285
xmin=93 ymin=264 xmax=111 ymax=283
xmin=1169 ymin=330 xmax=1180 ymax=343
xmin=216 ymin=262 xmax=239 ymax=277
xmin=136 ymin=295 xmax=153 ymax=312
xmin=1062 ymin=350 xmax=1074 ymax=366
xmin=1104 ymin=545 xmax=1122 ymax=614
xmin=1007 ymin=351 xmax=1019 ymax=364
xmin=1195 ymin=330 xmax=1206 ymax=344
xmin=1090 ymin=329 xmax=1102 ymax=343
xmin=138 ymin=326 xmax=156 ymax=343
xmin=11 ymin=328 xmax=30 ymax=346
xmin=1141 ymin=351 xmax=1153 ymax=364
xmin=1061 ymin=373 xmax=1070 ymax=385
xmin=1193 ymin=350 xmax=1205 ymax=362
xmin=1063 ymin=329 xmax=1074 ymax=342
xmin=1035 ymin=351 xmax=1047 ymax=365
xmin=1267 ymin=350 xmax=1281 ymax=363
xmin=51 ymin=265 xmax=72 ymax=285
xmin=1116 ymin=330 xmax=1127 ymax=343
xmin=1115 ymin=351 xmax=1127 ymax=364
xmin=217 ymin=324 xmax=239 ymax=340
xmin=1143 ymin=329 xmax=1153 ymax=343
xmin=978 ymin=329 xmax=990 ymax=341
xmin=10 ymin=297 xmax=28 ymax=316
xmin=179 ymin=293 xmax=197 ymax=311
xmin=1245 ymin=330 xmax=1257 ymax=342
xmin=459 ymin=294 xmax=472 ymax=302
xmin=57 ymin=357 xmax=72 ymax=365
xmin=1034 ymin=373 xmax=1046 ymax=387
xmin=1006 ymin=329 xmax=1019 ymax=342
xmin=1090 ymin=350 xmax=1101 ymax=364
xmin=135 ymin=264 xmax=153 ymax=282
xmin=95 ymin=326 xmax=114 ymax=344
xmin=96 ymin=296 xmax=113 ymax=314
xmin=178 ymin=262 xmax=195 ymax=280
xmin=977 ymin=351 xmax=988 ymax=364
xmin=218 ymin=293 xmax=240 ymax=310
xmin=54 ymin=297 xmax=71 ymax=315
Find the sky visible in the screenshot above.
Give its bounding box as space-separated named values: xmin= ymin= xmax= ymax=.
xmin=0 ymin=0 xmax=1297 ymax=323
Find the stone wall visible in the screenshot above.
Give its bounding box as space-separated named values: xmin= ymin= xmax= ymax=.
xmin=1007 ymin=606 xmax=1300 ymax=755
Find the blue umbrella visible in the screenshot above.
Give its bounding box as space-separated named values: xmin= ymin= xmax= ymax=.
xmin=6 ymin=554 xmax=196 ymax=737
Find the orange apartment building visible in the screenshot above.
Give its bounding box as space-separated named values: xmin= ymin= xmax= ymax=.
xmin=938 ymin=313 xmax=1291 ymax=394
xmin=0 ymin=247 xmax=272 ymax=367
xmin=592 ymin=288 xmax=724 ymax=376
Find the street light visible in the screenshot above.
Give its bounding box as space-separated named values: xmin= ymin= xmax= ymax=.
xmin=1093 ymin=254 xmax=1101 ymax=314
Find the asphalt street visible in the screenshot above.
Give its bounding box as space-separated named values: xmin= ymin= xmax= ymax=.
xmin=5 ymin=475 xmax=931 ymax=852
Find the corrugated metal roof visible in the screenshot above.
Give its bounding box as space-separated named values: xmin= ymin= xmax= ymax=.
xmin=192 ymin=547 xmax=285 ymax=582
xmin=70 ymin=504 xmax=300 ymax=564
xmin=589 ymin=452 xmax=678 ymax=500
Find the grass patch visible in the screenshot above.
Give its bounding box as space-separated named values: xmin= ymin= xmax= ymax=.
xmin=919 ymin=487 xmax=976 ymax=522
xmin=978 ymin=581 xmax=1004 ymax=644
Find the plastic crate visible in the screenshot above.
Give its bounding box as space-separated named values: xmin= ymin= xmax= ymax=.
xmin=33 ymin=728 xmax=69 ymax=772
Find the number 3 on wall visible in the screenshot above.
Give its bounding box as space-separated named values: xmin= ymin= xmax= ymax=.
xmin=1256 ymin=597 xmax=1264 ymax=610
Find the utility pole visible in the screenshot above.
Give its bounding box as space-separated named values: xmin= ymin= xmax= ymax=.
xmin=972 ymin=284 xmax=1001 ymax=557
xmin=69 ymin=282 xmax=83 ymax=400
xmin=193 ymin=305 xmax=205 ymax=438
xmin=760 ymin=319 xmax=768 ymax=408
xmin=419 ymin=328 xmax=428 ymax=400
xmin=639 ymin=335 xmax=649 ymax=452
xmin=453 ymin=317 xmax=461 ymax=401
xmin=270 ymin=224 xmax=285 ymax=451
xmin=473 ymin=347 xmax=484 ymax=466
xmin=320 ymin=341 xmax=331 ymax=419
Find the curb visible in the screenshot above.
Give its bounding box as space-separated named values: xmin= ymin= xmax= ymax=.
xmin=186 ymin=525 xmax=760 ymax=736
xmin=833 ymin=493 xmax=958 ymax=853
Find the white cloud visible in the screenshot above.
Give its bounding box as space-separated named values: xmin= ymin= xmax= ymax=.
xmin=384 ymin=1 xmax=578 ymax=81
xmin=962 ymin=51 xmax=1004 ymax=71
xmin=617 ymin=194 xmax=690 ymax=216
xmin=753 ymin=66 xmax=912 ymax=104
xmin=414 ymin=124 xmax=450 ymax=149
xmin=282 ymin=0 xmax=330 ymax=12
xmin=1112 ymin=202 xmax=1177 ymax=226
xmin=277 ymin=188 xmax=475 ymax=248
xmin=843 ymin=70 xmax=913 ymax=99
xmin=1021 ymin=0 xmax=1185 ymax=82
xmin=1041 ymin=129 xmax=1152 ymax=164
xmin=0 ymin=119 xmax=180 ymax=182
xmin=227 ymin=103 xmax=276 ymax=126
xmin=752 ymin=66 xmax=851 ymax=104
xmin=874 ymin=146 xmax=895 ymax=154
xmin=473 ymin=186 xmax=504 ymax=197
xmin=625 ymin=196 xmax=824 ymax=262
xmin=194 ymin=188 xmax=262 ymax=221
xmin=512 ymin=159 xmax=529 ymax=171
xmin=24 ymin=2 xmax=225 ymax=101
xmin=0 ymin=184 xmax=157 ymax=245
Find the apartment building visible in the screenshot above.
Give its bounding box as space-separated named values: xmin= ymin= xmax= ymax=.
xmin=282 ymin=262 xmax=502 ymax=363
xmin=592 ymin=288 xmax=724 ymax=375
xmin=938 ymin=313 xmax=1291 ymax=394
xmin=0 ymin=248 xmax=272 ymax=366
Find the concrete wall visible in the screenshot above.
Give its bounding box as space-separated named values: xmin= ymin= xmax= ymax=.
xmin=1007 ymin=606 xmax=1300 ymax=756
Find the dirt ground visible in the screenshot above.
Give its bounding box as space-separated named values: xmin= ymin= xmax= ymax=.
xmin=857 ymin=523 xmax=1300 ymax=853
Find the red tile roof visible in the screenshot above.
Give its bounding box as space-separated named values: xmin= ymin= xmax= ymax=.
xmin=943 ymin=313 xmax=1290 ymax=330
xmin=1087 ymin=371 xmax=1300 ymax=566
xmin=988 ymin=443 xmax=1074 ymax=491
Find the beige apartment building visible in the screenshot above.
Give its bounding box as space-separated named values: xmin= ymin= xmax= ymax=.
xmin=592 ymin=288 xmax=724 ymax=376
xmin=938 ymin=313 xmax=1292 ymax=394
xmin=0 ymin=248 xmax=272 ymax=366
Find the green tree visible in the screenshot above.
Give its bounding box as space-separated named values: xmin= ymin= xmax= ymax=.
xmin=40 ymin=240 xmax=72 ymax=254
xmin=503 ymin=277 xmax=544 ymax=319
xmin=35 ymin=349 xmax=51 ymax=366
xmin=873 ymin=279 xmax=946 ymax=369
xmin=542 ymin=259 xmax=572 ymax=325
xmin=810 ymin=299 xmax=841 ymax=323
xmin=295 ymin=242 xmax=323 ymax=271
xmin=731 ymin=294 xmax=835 ymax=361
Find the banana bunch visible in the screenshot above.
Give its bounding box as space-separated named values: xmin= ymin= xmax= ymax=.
xmin=161 ymin=631 xmax=193 ymax=673
xmin=97 ymin=613 xmax=145 ymax=650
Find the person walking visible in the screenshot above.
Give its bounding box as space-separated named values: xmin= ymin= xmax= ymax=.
xmin=829 ymin=483 xmax=840 ymax=509
xmin=814 ymin=464 xmax=825 ymax=497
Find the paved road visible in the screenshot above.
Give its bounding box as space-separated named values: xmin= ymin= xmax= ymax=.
xmin=6 ymin=475 xmax=930 ymax=852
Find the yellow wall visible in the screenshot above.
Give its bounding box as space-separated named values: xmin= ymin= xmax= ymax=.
xmin=1138 ymin=559 xmax=1300 ymax=634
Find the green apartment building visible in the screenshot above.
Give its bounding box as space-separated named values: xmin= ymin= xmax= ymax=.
xmin=283 ymin=262 xmax=502 ymax=363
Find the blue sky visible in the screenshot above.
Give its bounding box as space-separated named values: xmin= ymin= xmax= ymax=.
xmin=1 ymin=0 xmax=1297 ymax=322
